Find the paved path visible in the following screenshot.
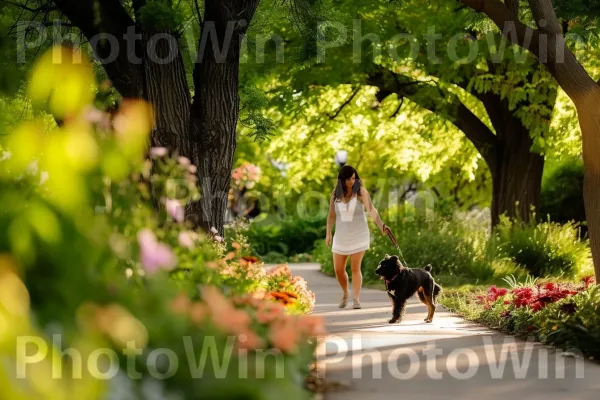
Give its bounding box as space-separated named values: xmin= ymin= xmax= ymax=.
xmin=272 ymin=263 xmax=600 ymax=400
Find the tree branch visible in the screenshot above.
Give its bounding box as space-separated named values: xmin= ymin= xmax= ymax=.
xmin=389 ymin=97 xmax=404 ymax=119
xmin=53 ymin=0 xmax=144 ymax=98
xmin=368 ymin=68 xmax=497 ymax=170
xmin=328 ymin=86 xmax=360 ymax=119
xmin=3 ymin=0 xmax=56 ymax=13
xmin=459 ymin=0 xmax=598 ymax=103
xmin=505 ymin=0 xmax=520 ymax=17
xmin=194 ymin=0 xmax=204 ymax=25
xmin=302 ymin=86 xmax=361 ymax=146
xmin=528 ymin=0 xmax=562 ymax=34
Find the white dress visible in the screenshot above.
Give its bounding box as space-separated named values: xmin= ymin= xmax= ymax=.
xmin=332 ymin=196 xmax=371 ymax=255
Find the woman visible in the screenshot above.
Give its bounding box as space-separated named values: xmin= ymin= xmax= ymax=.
xmin=326 ymin=165 xmax=389 ymax=309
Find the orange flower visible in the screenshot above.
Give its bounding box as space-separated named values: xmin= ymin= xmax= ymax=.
xmin=189 ymin=302 xmax=208 ymax=325
xmin=256 ymin=302 xmax=285 ymax=324
xmin=201 ymin=285 xmax=250 ymax=335
xmin=232 ymin=242 xmax=241 ymax=250
xmin=236 ymin=329 xmax=264 ymax=351
xmin=170 ymin=293 xmax=191 ymax=314
xmin=206 ymin=261 xmax=219 ymax=270
xmin=268 ymin=291 xmax=288 ymax=300
xmin=269 ymin=317 xmax=299 ymax=354
xmin=297 ymin=315 xmax=327 ymax=337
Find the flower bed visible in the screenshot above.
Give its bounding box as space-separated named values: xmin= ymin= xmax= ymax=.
xmin=0 ymin=45 xmax=323 ymax=400
xmin=441 ymin=276 xmax=600 ymax=360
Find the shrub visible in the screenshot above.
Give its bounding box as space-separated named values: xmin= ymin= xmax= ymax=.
xmin=540 ymin=157 xmax=586 ymax=228
xmin=245 ymin=216 xmax=326 ymax=258
xmin=490 ymin=216 xmax=592 ymax=278
xmin=315 ymin=207 xmax=496 ymax=283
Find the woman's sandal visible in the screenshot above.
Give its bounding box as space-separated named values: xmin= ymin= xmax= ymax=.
xmin=339 ymin=291 xmax=350 ymax=308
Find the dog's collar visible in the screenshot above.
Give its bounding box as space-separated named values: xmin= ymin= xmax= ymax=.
xmin=385 ymin=273 xmax=400 ymax=284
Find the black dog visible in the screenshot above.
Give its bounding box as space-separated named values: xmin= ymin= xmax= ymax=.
xmin=375 ymin=255 xmax=442 ymax=324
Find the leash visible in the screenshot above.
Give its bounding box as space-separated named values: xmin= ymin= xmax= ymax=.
xmin=383 ymin=224 xmax=410 ymax=268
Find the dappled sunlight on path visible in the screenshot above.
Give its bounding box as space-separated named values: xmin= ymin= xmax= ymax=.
xmin=271 ymin=263 xmax=600 ymax=400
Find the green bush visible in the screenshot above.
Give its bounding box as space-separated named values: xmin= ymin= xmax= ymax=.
xmin=540 ymin=157 xmax=586 ymax=228
xmin=245 ymin=215 xmax=326 ymax=258
xmin=490 ymin=216 xmax=592 ymax=278
xmin=314 ymin=207 xmax=497 ymax=283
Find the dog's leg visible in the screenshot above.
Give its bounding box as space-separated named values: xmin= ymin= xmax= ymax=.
xmin=416 ymin=288 xmax=426 ymax=304
xmin=423 ymin=280 xmax=436 ymax=323
xmin=389 ymin=297 xmax=407 ymax=324
xmin=432 ymin=283 xmax=442 ymax=304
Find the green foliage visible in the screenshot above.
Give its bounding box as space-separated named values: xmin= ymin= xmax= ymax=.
xmin=239 ymin=85 xmax=277 ymax=142
xmin=490 ymin=216 xmax=592 ymax=278
xmin=540 ymin=156 xmax=586 ymax=226
xmin=245 ymin=215 xmax=327 ymax=258
xmin=315 ymin=205 xmax=498 ymax=283
xmin=138 ymin=0 xmax=185 ymax=31
xmin=0 ymin=45 xmax=320 ymax=399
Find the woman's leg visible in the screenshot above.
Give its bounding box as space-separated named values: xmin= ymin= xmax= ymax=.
xmin=350 ymin=251 xmax=366 ymax=305
xmin=333 ymin=252 xmax=350 ymax=307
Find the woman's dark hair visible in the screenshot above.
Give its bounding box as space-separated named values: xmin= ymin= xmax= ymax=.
xmin=333 ymin=165 xmax=362 ymax=201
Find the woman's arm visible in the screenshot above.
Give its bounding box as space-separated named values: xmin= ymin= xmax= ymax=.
xmin=326 ymin=192 xmax=335 ymax=246
xmin=360 ymin=187 xmax=386 ymax=234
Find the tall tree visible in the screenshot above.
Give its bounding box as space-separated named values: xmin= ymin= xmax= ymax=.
xmin=454 ymin=0 xmax=600 ymax=282
xmin=259 ymin=0 xmax=560 ymax=225
xmin=6 ymin=0 xmax=264 ymax=234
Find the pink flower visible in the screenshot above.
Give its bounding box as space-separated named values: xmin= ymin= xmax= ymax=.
xmin=178 ymin=231 xmax=196 ymax=249
xmin=188 ymin=165 xmax=197 ymax=174
xmin=137 ymin=229 xmax=177 ymax=275
xmin=201 ymin=286 xmax=251 ymax=335
xmin=150 ymin=147 xmax=168 ymax=158
xmin=210 ymin=227 xmax=218 ymax=234
xmin=165 ymin=199 xmax=184 ymax=222
xmin=214 ymin=235 xmax=223 ymax=242
xmin=269 ymin=318 xmax=299 ymax=354
xmin=177 ymin=156 xmax=191 ymax=166
xmin=236 ymin=329 xmax=264 ymax=352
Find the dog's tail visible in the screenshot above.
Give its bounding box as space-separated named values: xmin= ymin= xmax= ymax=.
xmin=433 ymin=283 xmax=442 ymax=298
xmin=424 ymin=264 xmax=433 ymax=272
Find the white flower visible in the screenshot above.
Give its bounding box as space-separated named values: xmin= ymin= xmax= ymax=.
xmin=210 ymin=226 xmax=218 ymax=234
xmin=165 ymin=199 xmax=184 ymax=222
xmin=178 ymin=231 xmax=197 ymax=249
xmin=177 ymin=156 xmax=191 ymax=166
xmin=150 ymin=147 xmax=168 ymax=158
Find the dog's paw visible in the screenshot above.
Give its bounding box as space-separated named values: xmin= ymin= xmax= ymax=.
xmin=424 ymin=319 xmax=432 ymax=323
xmin=388 ymin=318 xmax=399 ymax=324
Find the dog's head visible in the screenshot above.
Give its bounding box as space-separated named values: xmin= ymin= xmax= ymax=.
xmin=375 ymin=254 xmax=403 ymax=280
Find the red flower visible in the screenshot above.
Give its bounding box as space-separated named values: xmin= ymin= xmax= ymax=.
xmin=583 ymin=276 xmax=596 ymax=288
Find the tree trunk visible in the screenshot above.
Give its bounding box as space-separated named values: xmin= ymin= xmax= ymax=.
xmin=482 ymin=94 xmax=546 ymax=227
xmin=187 ymin=0 xmax=260 ymax=234
xmin=141 ymin=30 xmax=192 ymax=154
xmin=575 ymin=87 xmax=600 ymax=282
xmin=490 ymin=139 xmax=544 ymax=226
